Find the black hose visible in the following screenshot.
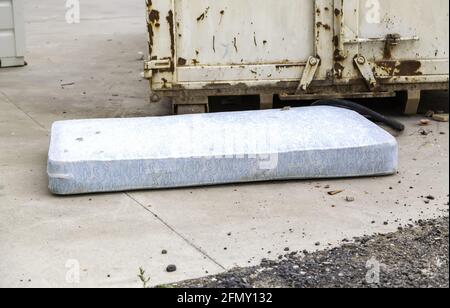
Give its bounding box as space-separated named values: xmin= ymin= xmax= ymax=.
xmin=311 ymin=99 xmax=405 ymax=132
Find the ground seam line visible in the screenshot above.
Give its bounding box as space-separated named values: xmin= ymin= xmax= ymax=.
xmin=125 ymin=192 xmax=227 ymax=270
xmin=0 ymin=90 xmax=48 ymax=132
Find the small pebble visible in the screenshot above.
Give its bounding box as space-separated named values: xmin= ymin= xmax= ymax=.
xmin=166 ymin=264 xmax=177 ymax=273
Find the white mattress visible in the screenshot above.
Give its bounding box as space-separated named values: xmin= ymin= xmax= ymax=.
xmin=47 ymin=106 xmax=398 ymax=195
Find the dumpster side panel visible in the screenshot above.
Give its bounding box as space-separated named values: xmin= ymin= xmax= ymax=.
xmin=175 ymin=0 xmax=314 ymax=66
xmin=147 ymin=0 xmax=449 ymax=96
xmin=338 ymin=0 xmax=449 ymax=82
xmin=150 ymin=0 xmax=316 ymax=90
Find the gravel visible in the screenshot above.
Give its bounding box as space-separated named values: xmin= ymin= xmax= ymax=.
xmin=166 ymin=265 xmax=177 ymax=273
xmin=173 ymin=217 xmax=449 ymax=288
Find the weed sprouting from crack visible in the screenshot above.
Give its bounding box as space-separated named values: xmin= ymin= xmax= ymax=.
xmin=138 ymin=267 xmax=151 ymax=288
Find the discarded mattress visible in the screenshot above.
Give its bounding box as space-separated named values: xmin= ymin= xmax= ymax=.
xmin=47 ymin=106 xmax=398 ymax=195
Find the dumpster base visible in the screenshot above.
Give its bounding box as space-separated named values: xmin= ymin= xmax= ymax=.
xmin=47 ymin=106 xmax=398 ymax=195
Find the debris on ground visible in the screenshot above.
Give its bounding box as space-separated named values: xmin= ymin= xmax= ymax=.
xmin=425 ymin=110 xmax=435 ymax=118
xmin=419 ymin=128 xmax=432 ymax=136
xmin=328 ymin=190 xmax=344 ymax=196
xmin=345 ymin=196 xmax=355 ymax=202
xmin=432 ymin=113 xmax=449 ymax=123
xmin=173 ymin=217 xmax=449 ymax=288
xmin=418 ymin=119 xmax=431 ymax=126
xmin=136 ymin=51 xmax=144 ymax=61
xmin=424 ymin=110 xmax=449 ymax=123
xmin=60 ymin=82 xmax=75 ymax=88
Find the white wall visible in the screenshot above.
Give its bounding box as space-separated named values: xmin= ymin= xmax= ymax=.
xmin=0 ymin=0 xmax=25 ymax=67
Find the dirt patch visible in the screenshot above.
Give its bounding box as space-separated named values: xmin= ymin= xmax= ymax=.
xmin=173 ymin=216 xmax=449 ymax=288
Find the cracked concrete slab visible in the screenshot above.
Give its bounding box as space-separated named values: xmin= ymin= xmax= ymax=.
xmin=128 ymin=118 xmax=449 ymax=269
xmin=0 ymin=0 xmax=222 ymax=287
xmin=0 ymin=95 xmax=223 ymax=288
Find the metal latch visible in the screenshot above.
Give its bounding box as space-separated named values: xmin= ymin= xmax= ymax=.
xmin=144 ymin=59 xmax=171 ymax=79
xmin=296 ymin=56 xmax=320 ymax=94
xmin=354 ymin=55 xmax=377 ymax=91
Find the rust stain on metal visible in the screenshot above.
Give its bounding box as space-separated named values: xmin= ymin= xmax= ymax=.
xmin=275 ymin=64 xmax=295 ymax=70
xmin=333 ymin=35 xmax=339 ymax=48
xmin=177 ymin=57 xmax=187 ymax=66
xmin=397 ymin=61 xmax=423 ymax=76
xmin=316 ymin=22 xmax=331 ymax=30
xmin=166 ymin=10 xmax=175 ymax=71
xmin=376 ymin=60 xmax=423 ymax=76
xmin=383 ymin=33 xmax=401 ymax=59
xmin=334 ymin=63 xmax=345 ymax=79
xmin=161 ymin=78 xmax=168 ymax=88
xmin=148 ymin=10 xmax=160 ymax=24
xmin=334 ymin=49 xmax=346 ymax=61
xmin=197 ymin=7 xmax=210 ymax=22
xmin=147 ymin=2 xmax=160 ymax=56
xmin=219 ymin=10 xmax=225 ymax=24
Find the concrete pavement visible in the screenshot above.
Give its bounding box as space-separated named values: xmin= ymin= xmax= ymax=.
xmin=0 ymin=0 xmax=448 ymax=287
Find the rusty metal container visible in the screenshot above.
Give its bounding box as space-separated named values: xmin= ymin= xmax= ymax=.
xmin=144 ymin=0 xmax=449 ymax=114
xmin=0 ymin=0 xmax=25 ymax=67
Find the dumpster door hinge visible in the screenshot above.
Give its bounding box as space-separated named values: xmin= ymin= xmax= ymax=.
xmin=144 ymin=59 xmax=171 ymax=79
xmin=296 ymin=56 xmax=320 ymax=94
xmin=354 ymin=55 xmax=377 ymax=91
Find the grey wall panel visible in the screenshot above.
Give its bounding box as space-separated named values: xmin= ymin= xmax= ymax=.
xmin=0 ymin=0 xmax=25 ymax=67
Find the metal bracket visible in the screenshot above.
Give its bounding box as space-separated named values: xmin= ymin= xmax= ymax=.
xmin=296 ymin=56 xmax=320 ymax=94
xmin=144 ymin=59 xmax=171 ymax=79
xmin=354 ymin=55 xmax=377 ymax=91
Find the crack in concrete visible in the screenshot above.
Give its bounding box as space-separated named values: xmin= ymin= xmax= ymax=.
xmin=125 ymin=192 xmax=227 ymax=271
xmin=0 ymin=90 xmax=48 ymax=132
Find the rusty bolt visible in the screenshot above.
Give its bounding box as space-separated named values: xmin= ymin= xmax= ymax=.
xmin=309 ymin=57 xmax=319 ymax=66
xmin=356 ymin=56 xmax=366 ymax=65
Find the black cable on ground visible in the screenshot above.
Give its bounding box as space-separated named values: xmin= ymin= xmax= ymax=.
xmin=311 ymin=99 xmax=405 ymax=132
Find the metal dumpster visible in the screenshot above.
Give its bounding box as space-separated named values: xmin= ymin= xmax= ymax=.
xmin=144 ymin=0 xmax=449 ymax=114
xmin=0 ymin=0 xmax=25 ymax=68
